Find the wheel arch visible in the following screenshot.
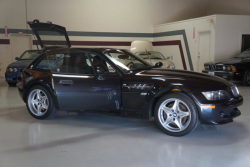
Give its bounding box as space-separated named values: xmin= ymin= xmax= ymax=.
xmin=147 ymin=87 xmax=201 ymax=121
xmin=23 ymin=81 xmax=59 ymax=110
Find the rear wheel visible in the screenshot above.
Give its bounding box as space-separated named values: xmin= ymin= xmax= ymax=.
xmin=242 ymin=70 xmax=250 ymax=86
xmin=26 ymin=85 xmax=57 ymax=119
xmin=8 ymin=82 xmax=16 ymax=87
xmin=154 ymin=92 xmax=198 ymax=136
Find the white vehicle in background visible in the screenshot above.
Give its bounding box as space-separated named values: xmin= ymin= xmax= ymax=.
xmin=131 ymin=41 xmax=175 ymax=69
xmin=135 ymin=51 xmax=175 ymax=69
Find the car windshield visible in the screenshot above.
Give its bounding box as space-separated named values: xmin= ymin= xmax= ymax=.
xmin=235 ymin=50 xmax=250 ymax=58
xmin=103 ymin=50 xmax=152 ymax=72
xmin=19 ymin=50 xmax=41 ymax=60
xmin=135 ymin=51 xmax=165 ymax=60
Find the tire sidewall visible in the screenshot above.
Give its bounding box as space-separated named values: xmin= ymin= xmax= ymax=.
xmin=154 ymin=92 xmax=198 ymax=137
xmin=26 ymin=85 xmax=54 ymax=119
xmin=243 ymin=70 xmax=250 ymax=86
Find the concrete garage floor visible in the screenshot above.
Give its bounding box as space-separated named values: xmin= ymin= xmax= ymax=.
xmin=0 ymin=78 xmax=250 ymax=167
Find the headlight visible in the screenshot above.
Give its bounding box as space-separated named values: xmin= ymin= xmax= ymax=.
xmin=231 ymin=85 xmax=240 ymax=97
xmin=202 ymin=90 xmax=231 ymax=100
xmin=222 ymin=65 xmax=236 ymax=71
xmin=168 ymin=64 xmax=175 ymax=69
xmin=9 ymin=68 xmax=13 ymax=72
xmin=14 ymin=68 xmax=18 ymax=72
xmin=204 ymin=65 xmax=210 ymax=70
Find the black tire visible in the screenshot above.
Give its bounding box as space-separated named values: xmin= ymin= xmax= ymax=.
xmin=8 ymin=82 xmax=16 ymax=87
xmin=154 ymin=92 xmax=198 ymax=137
xmin=26 ymin=85 xmax=58 ymax=119
xmin=242 ymin=70 xmax=250 ymax=86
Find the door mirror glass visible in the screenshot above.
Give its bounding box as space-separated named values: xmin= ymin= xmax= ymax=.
xmin=155 ymin=62 xmax=163 ymax=68
xmin=15 ymin=57 xmax=19 ymax=60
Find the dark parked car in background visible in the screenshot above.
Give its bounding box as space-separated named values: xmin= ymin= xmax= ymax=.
xmin=202 ymin=49 xmax=250 ymax=85
xmin=18 ymin=20 xmax=243 ymax=136
xmin=5 ymin=50 xmax=41 ymax=86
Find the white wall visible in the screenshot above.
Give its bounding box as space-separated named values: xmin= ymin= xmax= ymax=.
xmin=153 ymin=15 xmax=216 ymax=71
xmin=214 ymin=15 xmax=250 ymax=60
xmin=207 ymin=0 xmax=250 ymax=16
xmin=1 ymin=0 xmax=208 ymax=32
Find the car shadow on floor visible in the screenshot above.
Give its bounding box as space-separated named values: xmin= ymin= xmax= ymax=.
xmin=2 ymin=106 xmax=248 ymax=154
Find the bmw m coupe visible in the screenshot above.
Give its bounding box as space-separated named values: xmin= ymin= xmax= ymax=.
xmin=18 ymin=20 xmax=243 ymax=136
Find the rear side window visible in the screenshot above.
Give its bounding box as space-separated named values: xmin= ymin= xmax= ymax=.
xmin=36 ymin=51 xmax=94 ymax=75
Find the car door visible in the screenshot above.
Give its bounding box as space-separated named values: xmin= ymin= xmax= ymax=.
xmin=47 ymin=49 xmax=121 ymax=111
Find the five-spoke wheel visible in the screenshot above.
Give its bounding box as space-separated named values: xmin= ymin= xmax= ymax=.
xmin=155 ymin=92 xmax=198 ymax=136
xmin=26 ymin=85 xmax=57 ymax=119
xmin=28 ymin=89 xmax=49 ymax=116
xmin=158 ymin=98 xmax=191 ymax=132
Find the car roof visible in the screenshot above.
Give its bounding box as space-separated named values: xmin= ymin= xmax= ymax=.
xmin=46 ymin=47 xmax=130 ymax=54
xmin=25 ymin=50 xmax=42 ymax=52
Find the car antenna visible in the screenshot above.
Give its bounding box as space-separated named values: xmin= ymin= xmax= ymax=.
xmin=145 ymin=49 xmax=152 ymax=65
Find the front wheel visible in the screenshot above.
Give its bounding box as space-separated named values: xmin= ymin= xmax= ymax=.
xmin=26 ymin=85 xmax=57 ymax=119
xmin=154 ymin=92 xmax=198 ymax=137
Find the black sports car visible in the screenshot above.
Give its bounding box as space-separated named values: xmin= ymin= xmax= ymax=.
xmin=202 ymin=49 xmax=250 ymax=85
xmin=18 ymin=20 xmax=243 ymax=136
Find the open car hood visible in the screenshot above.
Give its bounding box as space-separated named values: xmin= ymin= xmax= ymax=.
xmin=27 ymin=20 xmax=71 ymax=50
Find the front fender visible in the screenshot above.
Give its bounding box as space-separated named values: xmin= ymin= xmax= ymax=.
xmin=143 ymin=85 xmax=191 ymax=120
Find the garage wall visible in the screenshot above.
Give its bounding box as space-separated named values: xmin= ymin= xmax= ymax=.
xmin=207 ymin=0 xmax=250 ymax=16
xmin=0 ymin=0 xmax=210 ymax=77
xmin=1 ymin=0 xmax=208 ymax=32
xmin=153 ymin=15 xmax=216 ymax=72
xmin=214 ymin=15 xmax=250 ymax=60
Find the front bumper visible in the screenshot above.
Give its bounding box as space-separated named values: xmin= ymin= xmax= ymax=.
xmin=5 ymin=72 xmax=22 ymax=83
xmin=197 ymin=96 xmax=243 ymax=124
xmin=202 ymin=70 xmax=244 ymax=81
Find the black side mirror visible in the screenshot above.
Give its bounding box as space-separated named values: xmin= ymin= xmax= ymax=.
xmin=154 ymin=62 xmax=163 ymax=68
xmin=15 ymin=57 xmax=19 ymax=60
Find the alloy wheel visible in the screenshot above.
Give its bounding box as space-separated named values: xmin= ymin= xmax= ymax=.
xmin=28 ymin=89 xmax=49 ymax=116
xmin=158 ymin=98 xmax=191 ymax=132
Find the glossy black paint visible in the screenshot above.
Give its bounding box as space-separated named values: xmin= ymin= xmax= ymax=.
xmin=18 ymin=48 xmax=243 ymax=125
xmin=202 ymin=57 xmax=250 ymax=81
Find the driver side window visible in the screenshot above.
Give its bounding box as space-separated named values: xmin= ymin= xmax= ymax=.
xmin=89 ymin=53 xmax=116 ymax=74
xmin=36 ymin=51 xmax=95 ymax=75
